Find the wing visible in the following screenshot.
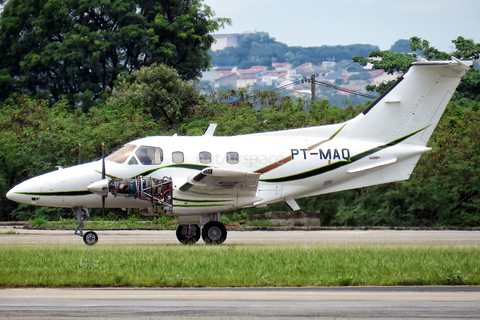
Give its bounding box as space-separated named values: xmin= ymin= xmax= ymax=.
xmin=179 ymin=167 xmax=262 ymax=207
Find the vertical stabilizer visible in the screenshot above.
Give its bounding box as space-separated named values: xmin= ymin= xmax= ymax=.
xmin=341 ymin=59 xmax=472 ymax=145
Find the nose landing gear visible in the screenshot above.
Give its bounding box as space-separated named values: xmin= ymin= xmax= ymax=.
xmin=73 ymin=206 xmax=98 ymax=246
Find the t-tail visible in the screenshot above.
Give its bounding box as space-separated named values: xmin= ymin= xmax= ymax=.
xmin=340 ymin=58 xmax=472 ymax=145
xmin=314 ymin=58 xmax=473 ymax=194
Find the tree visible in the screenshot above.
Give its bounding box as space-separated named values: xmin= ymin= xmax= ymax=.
xmin=0 ymin=0 xmax=230 ymax=108
xmin=0 ymin=95 xmax=162 ymax=221
xmin=352 ymin=36 xmax=480 ymax=98
xmin=108 ymin=63 xmax=202 ymax=128
xmin=352 ymin=50 xmax=417 ymax=75
xmin=389 ymin=39 xmax=412 ymax=54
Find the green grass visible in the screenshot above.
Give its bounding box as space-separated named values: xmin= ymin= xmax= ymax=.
xmin=33 ymin=217 xmax=179 ymax=230
xmin=0 ymin=245 xmax=478 ymax=287
xmin=27 ymin=217 xmax=277 ymax=230
xmin=0 ymin=231 xmax=19 ymax=235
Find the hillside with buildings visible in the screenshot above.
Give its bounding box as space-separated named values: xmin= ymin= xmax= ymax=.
xmin=205 ymin=32 xmax=399 ymax=104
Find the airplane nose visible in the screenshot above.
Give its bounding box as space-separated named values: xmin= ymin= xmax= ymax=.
xmin=6 ymin=184 xmax=25 ymax=203
xmin=5 ymin=173 xmax=55 ymax=205
xmin=6 ymin=188 xmax=15 ymax=201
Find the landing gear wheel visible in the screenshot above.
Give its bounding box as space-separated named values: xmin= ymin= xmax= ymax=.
xmin=83 ymin=231 xmax=98 ymax=246
xmin=202 ymin=221 xmax=227 ymax=245
xmin=176 ymin=224 xmax=201 ymax=245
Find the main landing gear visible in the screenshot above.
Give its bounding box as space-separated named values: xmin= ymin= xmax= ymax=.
xmin=176 ymin=221 xmax=227 ymax=245
xmin=73 ymin=205 xmax=227 ymax=246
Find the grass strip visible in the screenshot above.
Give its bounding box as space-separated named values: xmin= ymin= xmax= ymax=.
xmin=25 ymin=217 xmax=275 ymax=230
xmin=0 ymin=245 xmax=478 ymax=287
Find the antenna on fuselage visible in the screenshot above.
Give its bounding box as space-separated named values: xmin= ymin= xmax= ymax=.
xmin=78 ymin=143 xmax=82 ymax=164
xmin=203 ymin=123 xmax=217 ymax=136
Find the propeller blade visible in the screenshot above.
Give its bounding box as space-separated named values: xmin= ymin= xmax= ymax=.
xmin=101 ymin=141 xmax=105 ymax=180
xmin=102 ymin=196 xmax=106 ymax=220
xmin=101 ymin=141 xmax=106 ymax=221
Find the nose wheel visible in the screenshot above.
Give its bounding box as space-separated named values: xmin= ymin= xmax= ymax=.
xmin=83 ymin=231 xmax=98 ymax=246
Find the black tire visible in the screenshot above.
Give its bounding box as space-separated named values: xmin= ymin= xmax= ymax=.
xmin=176 ymin=224 xmax=201 ymax=245
xmin=202 ymin=221 xmax=227 ymax=245
xmin=83 ymin=231 xmax=98 ymax=246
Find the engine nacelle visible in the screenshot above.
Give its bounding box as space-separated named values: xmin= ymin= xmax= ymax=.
xmin=87 ymin=176 xmax=173 ymax=214
xmin=109 ymin=176 xmax=173 ymax=213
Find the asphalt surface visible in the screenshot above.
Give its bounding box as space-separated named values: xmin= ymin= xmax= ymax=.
xmin=1 ymin=227 xmax=480 ymax=246
xmin=1 ymin=229 xmax=479 ymax=319
xmin=1 ymin=287 xmax=479 ymax=319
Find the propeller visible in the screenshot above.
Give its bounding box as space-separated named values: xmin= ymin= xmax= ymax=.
xmin=101 ymin=141 xmax=106 ymax=221
xmin=86 ymin=142 xmax=109 ymax=221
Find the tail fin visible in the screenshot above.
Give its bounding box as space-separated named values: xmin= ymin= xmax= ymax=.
xmin=342 ymin=58 xmax=472 ymax=145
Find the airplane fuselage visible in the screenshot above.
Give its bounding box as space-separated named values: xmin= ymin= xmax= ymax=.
xmin=7 ymin=121 xmax=430 ymax=216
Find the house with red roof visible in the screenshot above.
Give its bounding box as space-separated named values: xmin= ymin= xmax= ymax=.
xmin=295 ymin=62 xmax=313 ymax=70
xmin=272 ymin=62 xmax=292 ymax=72
xmin=214 ymin=72 xmax=237 ymax=88
xmin=235 ymin=66 xmax=266 ymax=77
xmin=367 ymin=70 xmax=384 ymax=78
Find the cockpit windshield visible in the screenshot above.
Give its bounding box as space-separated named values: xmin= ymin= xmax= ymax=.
xmin=106 ymin=144 xmax=136 ymax=164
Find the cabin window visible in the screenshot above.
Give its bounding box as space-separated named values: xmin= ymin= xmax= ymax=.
xmin=136 ymin=146 xmax=163 ymax=165
xmin=199 ymin=151 xmax=211 ymax=164
xmin=172 ymin=151 xmax=184 ymax=163
xmin=128 ymin=157 xmax=138 ymax=165
xmin=106 ymin=144 xmax=136 ymax=164
xmin=226 ymin=152 xmax=239 ymax=164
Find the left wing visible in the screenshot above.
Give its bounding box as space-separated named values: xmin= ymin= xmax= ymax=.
xmin=179 ymin=167 xmax=262 ymax=206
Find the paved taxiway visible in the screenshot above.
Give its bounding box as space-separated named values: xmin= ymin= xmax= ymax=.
xmin=1 ymin=287 xmax=480 ymax=319
xmin=1 ymin=228 xmax=480 ymax=246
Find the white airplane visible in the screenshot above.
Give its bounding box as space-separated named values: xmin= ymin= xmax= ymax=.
xmin=6 ymin=58 xmax=472 ymax=245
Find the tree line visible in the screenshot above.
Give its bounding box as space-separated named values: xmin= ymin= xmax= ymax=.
xmin=2 ymin=86 xmax=480 ymax=227
xmin=211 ymin=31 xmax=379 ymax=69
xmin=0 ymin=0 xmax=479 ymax=226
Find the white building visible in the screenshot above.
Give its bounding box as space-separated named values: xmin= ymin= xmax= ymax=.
xmin=211 ymin=33 xmax=250 ymax=51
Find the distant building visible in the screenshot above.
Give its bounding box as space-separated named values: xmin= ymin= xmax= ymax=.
xmin=211 ymin=33 xmax=250 ymax=51
xmin=322 ymin=61 xmax=336 ymax=69
xmin=260 ymin=74 xmax=284 ymax=88
xmin=285 ymin=69 xmax=302 ymax=82
xmin=295 ymin=63 xmax=313 ymax=71
xmin=272 ymin=62 xmax=292 ymax=72
xmin=324 ymin=69 xmax=348 ymax=81
xmin=214 ymin=72 xmax=237 ymax=88
xmin=237 ymin=75 xmax=259 ymax=88
xmin=235 ymin=65 xmax=266 ymax=77
xmin=369 ymin=71 xmax=403 ymax=86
